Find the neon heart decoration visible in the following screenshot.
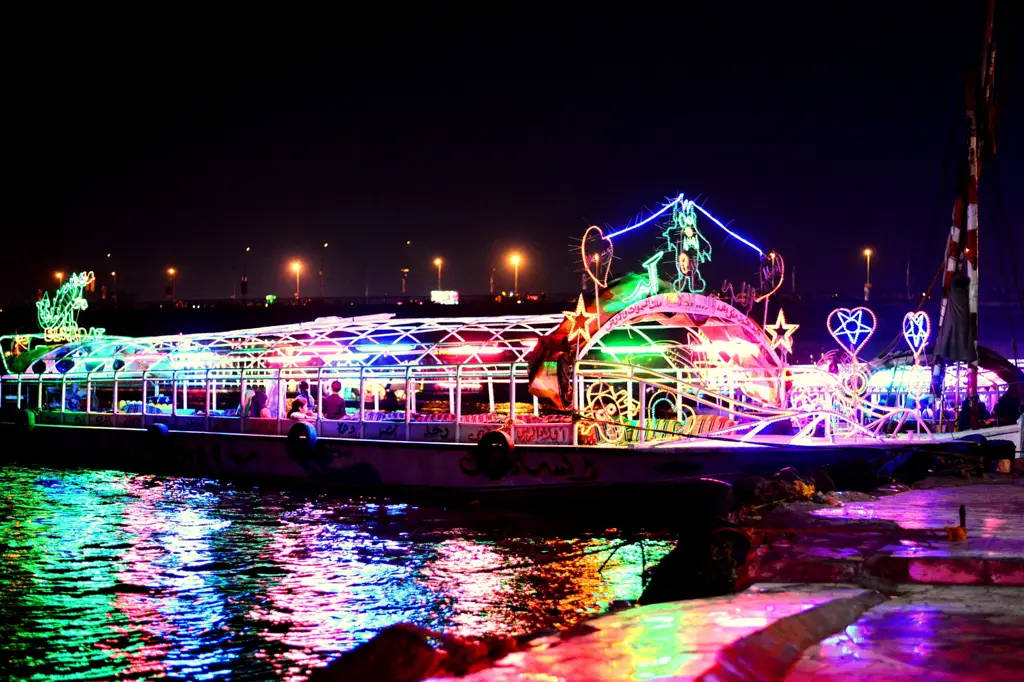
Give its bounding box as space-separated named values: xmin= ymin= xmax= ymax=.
xmin=581 ymin=225 xmax=614 ymax=288
xmin=902 ymin=311 xmax=931 ymax=359
xmin=827 ymin=306 xmax=877 ymax=358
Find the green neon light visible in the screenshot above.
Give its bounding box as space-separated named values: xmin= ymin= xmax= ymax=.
xmin=36 ymin=271 xmax=106 ymax=343
xmin=600 ymin=346 xmax=667 ymax=355
xmin=663 ymin=200 xmax=712 ymax=294
xmin=621 ymin=252 xmax=664 ymax=304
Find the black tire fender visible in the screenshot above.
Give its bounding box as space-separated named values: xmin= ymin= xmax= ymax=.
xmin=287 ymin=421 xmax=318 ymax=459
xmin=15 ymin=409 xmax=35 ymax=433
xmin=147 ymin=422 xmax=170 ymax=455
xmin=475 ymin=430 xmax=515 ymax=481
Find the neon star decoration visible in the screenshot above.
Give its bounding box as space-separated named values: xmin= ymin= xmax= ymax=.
xmin=764 ymin=309 xmax=799 ymax=353
xmin=827 ymin=307 xmax=877 ymax=359
xmin=902 ymin=311 xmax=931 ymax=361
xmin=564 ymin=294 xmax=599 ymax=344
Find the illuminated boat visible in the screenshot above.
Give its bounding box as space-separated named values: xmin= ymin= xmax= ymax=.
xmin=2 ymin=196 xmax=1019 ymax=499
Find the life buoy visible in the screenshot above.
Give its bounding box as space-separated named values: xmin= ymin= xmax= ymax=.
xmin=15 ymin=409 xmax=35 ymax=433
xmin=475 ymin=430 xmax=515 ymax=481
xmin=287 ymin=421 xmax=318 ymax=459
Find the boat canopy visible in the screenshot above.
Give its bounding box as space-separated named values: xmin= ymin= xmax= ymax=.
xmin=3 ymin=314 xmax=565 ymax=377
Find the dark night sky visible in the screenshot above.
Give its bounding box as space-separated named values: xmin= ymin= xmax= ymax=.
xmin=4 ymin=2 xmax=1022 ymax=304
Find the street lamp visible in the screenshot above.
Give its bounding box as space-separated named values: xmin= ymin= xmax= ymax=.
xmin=167 ymin=267 xmax=177 ymax=300
xmin=241 ymin=246 xmax=251 ymax=299
xmin=433 ymin=257 xmax=443 ymax=290
xmin=863 ymin=248 xmax=872 ymax=302
xmin=291 ymin=260 xmax=302 ymax=299
xmin=321 ymin=242 xmax=328 ymax=297
xmin=508 ymin=253 xmax=522 ymax=294
xmin=55 ymin=271 xmax=64 ymax=285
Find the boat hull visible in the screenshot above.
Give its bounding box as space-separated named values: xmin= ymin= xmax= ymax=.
xmin=0 ymin=423 xmax=925 ymax=502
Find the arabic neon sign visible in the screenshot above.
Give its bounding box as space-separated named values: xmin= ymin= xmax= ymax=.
xmin=36 ymin=271 xmax=106 ymax=343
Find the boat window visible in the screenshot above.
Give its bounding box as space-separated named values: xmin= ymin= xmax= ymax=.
xmin=175 ymin=375 xmax=208 ymax=416
xmin=240 ymin=373 xmax=279 ymax=418
xmin=318 ymin=369 xmax=360 ymax=420
xmin=89 ymin=378 xmax=115 ymax=413
xmin=37 ymin=379 xmax=59 ymax=412
xmin=208 ymin=375 xmax=241 ymax=417
xmin=145 ymin=377 xmax=174 ymax=415
xmin=62 ymin=379 xmax=88 ymax=413
xmin=457 ymin=366 xmax=503 ymax=423
xmin=19 ymin=382 xmax=40 ymax=411
xmin=1 ymin=379 xmax=18 ymax=410
xmin=116 ymin=378 xmax=144 ymax=414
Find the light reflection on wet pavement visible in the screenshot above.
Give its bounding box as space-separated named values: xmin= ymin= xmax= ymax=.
xmin=0 ymin=466 xmax=671 ymax=681
xmin=789 ymin=586 xmax=1024 ymax=681
xmin=811 ymin=482 xmax=1024 ymax=540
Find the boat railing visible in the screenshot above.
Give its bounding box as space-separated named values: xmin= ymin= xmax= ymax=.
xmin=0 ymin=362 xmax=575 ymax=446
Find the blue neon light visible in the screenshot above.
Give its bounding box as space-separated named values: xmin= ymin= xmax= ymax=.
xmin=606 ymin=194 xmax=764 ymax=257
xmin=353 ymin=344 xmax=420 ymax=354
xmin=691 ymin=203 xmax=763 ymax=256
xmin=605 ymin=194 xmax=684 ymax=240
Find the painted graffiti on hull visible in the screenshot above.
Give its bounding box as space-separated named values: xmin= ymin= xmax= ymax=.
xmin=459 ymin=449 xmax=598 ymax=482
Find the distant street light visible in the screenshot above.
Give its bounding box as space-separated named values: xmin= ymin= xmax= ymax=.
xmin=863 ymin=248 xmax=873 ymax=302
xmin=242 ymin=246 xmax=251 ymax=299
xmin=321 ymin=243 xmax=328 ymax=297
xmin=291 ymin=260 xmax=302 ymax=299
xmin=433 ymin=257 xmax=443 ymax=290
xmin=167 ymin=267 xmax=177 ymax=301
xmin=55 ymin=271 xmax=64 ymax=285
xmin=508 ymin=253 xmax=522 ymax=294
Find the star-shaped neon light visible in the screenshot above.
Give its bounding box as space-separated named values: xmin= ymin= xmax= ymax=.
xmin=902 ymin=311 xmax=931 ymax=358
xmin=563 ymin=294 xmax=599 ymax=344
xmin=764 ymin=308 xmax=799 ymax=353
xmin=827 ymin=308 xmax=877 ymax=357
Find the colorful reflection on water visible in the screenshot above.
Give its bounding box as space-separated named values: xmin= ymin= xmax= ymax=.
xmin=0 ymin=466 xmax=670 ymax=681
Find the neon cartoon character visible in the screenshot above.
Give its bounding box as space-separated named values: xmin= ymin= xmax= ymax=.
xmin=663 ymin=200 xmax=712 ymax=293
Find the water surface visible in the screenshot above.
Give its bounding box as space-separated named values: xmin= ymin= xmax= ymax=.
xmin=0 ymin=466 xmax=668 ymax=681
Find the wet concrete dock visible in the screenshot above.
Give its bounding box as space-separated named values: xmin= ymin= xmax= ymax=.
xmin=436 ymin=480 xmax=1024 ymax=680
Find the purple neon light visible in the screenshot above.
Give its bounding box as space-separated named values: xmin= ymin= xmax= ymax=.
xmin=606 ymin=194 xmax=764 ymax=256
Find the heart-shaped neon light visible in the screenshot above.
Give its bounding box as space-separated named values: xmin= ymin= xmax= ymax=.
xmin=827 ymin=307 xmax=877 ymax=358
xmin=902 ymin=311 xmax=931 ymax=359
xmin=581 ymin=225 xmax=614 ymax=288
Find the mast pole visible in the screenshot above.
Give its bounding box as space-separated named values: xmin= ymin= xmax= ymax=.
xmin=967 ymin=0 xmax=998 ymax=403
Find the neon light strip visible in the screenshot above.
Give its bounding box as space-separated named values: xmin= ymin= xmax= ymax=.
xmin=691 ymin=203 xmax=763 ymax=256
xmin=434 ymin=345 xmax=510 ymax=356
xmin=605 ymin=194 xmax=685 ymax=239
xmin=353 ymin=344 xmax=420 ymax=353
xmin=436 ymin=381 xmax=483 ymax=390
xmin=600 ymin=346 xmax=666 ymax=355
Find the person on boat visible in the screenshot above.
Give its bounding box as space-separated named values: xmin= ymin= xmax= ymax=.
xmin=288 ymin=397 xmax=313 ymax=421
xmin=297 ymin=380 xmax=315 ymax=414
xmin=322 ymin=380 xmax=347 ymax=419
xmin=248 ymin=384 xmax=271 ymax=418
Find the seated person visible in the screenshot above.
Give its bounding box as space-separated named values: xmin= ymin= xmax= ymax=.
xmin=288 ymin=398 xmax=313 ymax=421
xmin=322 ymin=380 xmax=347 ymax=419
xmin=247 ymin=385 xmax=271 ymax=418
xmin=297 ymin=380 xmax=315 ymax=414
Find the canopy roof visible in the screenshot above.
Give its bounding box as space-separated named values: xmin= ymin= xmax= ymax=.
xmin=4 ymin=314 xmax=564 ymax=376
